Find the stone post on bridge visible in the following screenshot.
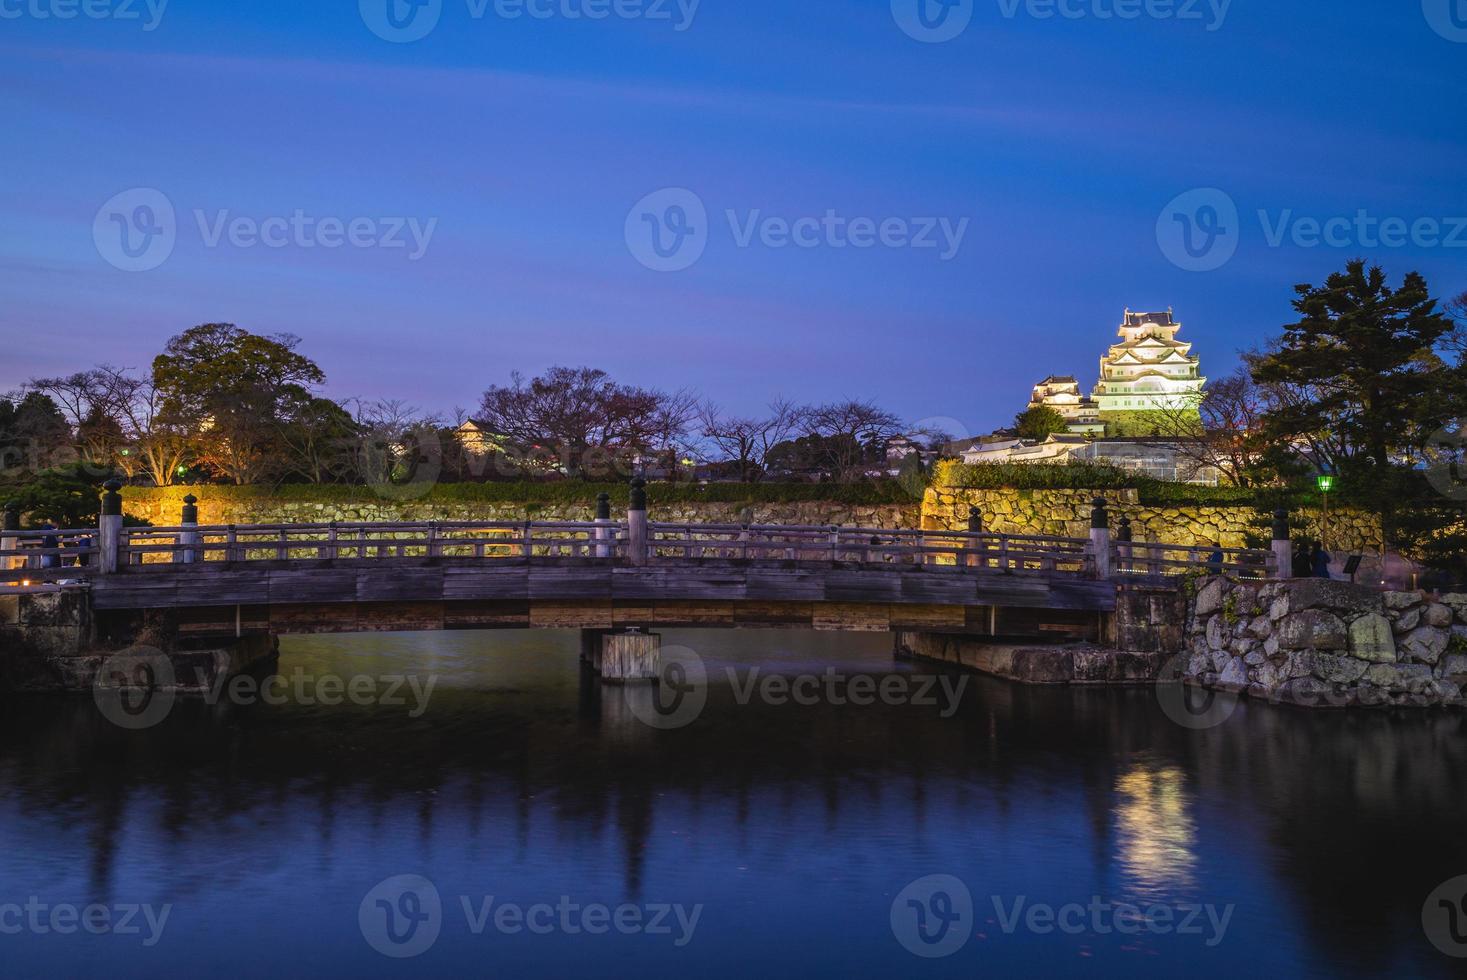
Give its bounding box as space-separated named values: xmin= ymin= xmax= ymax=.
xmin=1272 ymin=508 xmax=1292 ymax=580
xmin=98 ymin=480 xmax=123 ymax=575
xmin=594 ymin=492 xmax=613 ymax=558
xmin=626 ymin=478 xmax=648 ymax=566
xmin=2 ymin=502 xmax=18 ymax=571
xmin=178 ymin=494 xmax=200 ymax=564
xmin=1089 ymin=497 xmax=1111 ymax=579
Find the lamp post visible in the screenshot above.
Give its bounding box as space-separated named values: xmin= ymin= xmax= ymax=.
xmin=1316 ymin=474 xmax=1334 ymax=552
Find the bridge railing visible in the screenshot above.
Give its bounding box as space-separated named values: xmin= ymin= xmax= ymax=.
xmin=645 ymin=523 xmax=1096 ymax=572
xmin=1116 ymin=539 xmax=1273 ymax=580
xmin=0 ymin=528 xmax=98 ymax=585
xmin=116 ymin=520 xmax=628 ymax=564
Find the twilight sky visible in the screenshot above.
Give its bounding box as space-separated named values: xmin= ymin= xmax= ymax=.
xmin=2 ymin=0 xmax=1463 ymax=440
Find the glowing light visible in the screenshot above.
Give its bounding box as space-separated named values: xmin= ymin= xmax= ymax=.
xmin=1316 ymin=475 xmax=1335 ymax=492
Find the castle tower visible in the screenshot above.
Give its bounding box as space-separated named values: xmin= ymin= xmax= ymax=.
xmin=1091 ymin=309 xmax=1205 ymax=415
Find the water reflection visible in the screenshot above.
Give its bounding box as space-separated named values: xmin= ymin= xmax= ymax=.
xmin=1112 ymin=763 xmax=1197 ymax=898
xmin=0 ymin=629 xmax=1463 ymax=978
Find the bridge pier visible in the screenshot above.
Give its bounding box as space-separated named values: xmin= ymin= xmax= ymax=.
xmin=582 ymin=628 xmax=660 ymax=683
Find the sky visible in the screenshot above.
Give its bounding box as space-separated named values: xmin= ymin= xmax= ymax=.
xmin=2 ymin=0 xmax=1464 ymax=441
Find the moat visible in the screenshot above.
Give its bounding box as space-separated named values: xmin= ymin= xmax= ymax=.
xmin=1 ymin=629 xmax=1463 ymax=977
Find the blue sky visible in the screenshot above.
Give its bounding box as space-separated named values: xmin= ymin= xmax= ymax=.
xmin=2 ymin=0 xmax=1463 ymax=437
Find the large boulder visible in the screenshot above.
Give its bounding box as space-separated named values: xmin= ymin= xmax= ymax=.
xmin=1425 ymin=603 xmax=1454 ymax=628
xmin=1441 ymin=594 xmax=1467 ymax=623
xmin=1277 ymin=610 xmax=1349 ymax=651
xmin=1399 ymin=626 xmax=1449 ymax=665
xmin=1194 ymin=578 xmax=1228 ymax=617
xmin=1384 ymin=590 xmax=1424 ymax=611
xmin=1286 ymin=578 xmax=1384 ymax=617
xmin=1311 ymin=653 xmax=1368 ymax=684
xmin=1217 ymin=657 xmax=1248 ymax=691
xmin=1347 ymin=613 xmax=1396 ymax=664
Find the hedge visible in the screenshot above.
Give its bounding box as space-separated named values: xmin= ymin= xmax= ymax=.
xmin=120 ymin=480 xmax=921 ymax=508
xmin=931 ymin=460 xmax=1259 ymax=507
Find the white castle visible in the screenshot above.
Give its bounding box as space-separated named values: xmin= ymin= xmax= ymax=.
xmin=1090 ymin=309 xmax=1205 ymax=413
xmin=1027 ymin=309 xmax=1205 ymax=431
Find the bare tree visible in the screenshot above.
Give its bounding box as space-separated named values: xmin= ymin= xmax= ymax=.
xmin=477 ymin=367 xmax=695 ymax=479
xmin=1148 ymin=369 xmax=1271 ymax=486
xmin=98 ymin=367 xmax=191 ymax=486
xmin=698 ymin=398 xmax=803 ymax=482
xmin=803 ymin=400 xmax=902 ymax=481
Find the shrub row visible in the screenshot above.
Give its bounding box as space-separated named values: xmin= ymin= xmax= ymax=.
xmin=121 ymin=480 xmax=921 ymax=508
xmin=931 ymin=460 xmax=1259 ymax=507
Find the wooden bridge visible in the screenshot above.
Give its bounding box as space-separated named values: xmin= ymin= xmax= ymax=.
xmin=1 ymin=487 xmax=1279 ymax=645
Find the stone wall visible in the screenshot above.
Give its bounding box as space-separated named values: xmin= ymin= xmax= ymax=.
xmin=923 ymin=487 xmax=1382 ymax=552
xmin=121 ymin=489 xmax=919 ymax=531
xmin=0 ymin=588 xmax=93 ymax=691
xmin=1184 ymin=576 xmax=1466 ymax=708
xmin=121 ymin=486 xmax=1382 ymax=555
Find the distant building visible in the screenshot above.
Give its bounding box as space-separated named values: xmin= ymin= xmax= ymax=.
xmin=453 ymin=420 xmax=505 ymax=457
xmin=1027 ymin=376 xmax=1104 ymax=435
xmin=1091 ymin=309 xmax=1205 ymax=414
xmin=959 ymin=434 xmax=1218 ymax=485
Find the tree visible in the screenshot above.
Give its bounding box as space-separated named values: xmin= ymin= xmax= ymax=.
xmin=801 ymin=400 xmax=902 ymax=481
xmin=697 ymin=399 xmax=803 ymax=482
xmin=1013 ymin=406 xmax=1068 ymax=440
xmin=477 ymin=367 xmax=694 ymax=479
xmin=0 ymin=392 xmax=72 ymax=483
xmin=1250 ymin=262 xmax=1455 ymax=476
xmin=152 ymin=324 xmax=327 ymax=484
xmin=9 ymin=462 xmax=122 ymax=528
xmin=1249 ymin=261 xmax=1459 ymax=538
xmin=279 ymin=397 xmax=358 ymax=484
xmin=97 ymin=367 xmax=192 ymax=487
xmin=28 ymin=369 xmax=123 ymax=466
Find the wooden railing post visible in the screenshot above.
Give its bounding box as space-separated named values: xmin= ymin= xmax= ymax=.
xmin=1089 ymin=497 xmax=1111 ymax=579
xmin=965 ymin=507 xmax=983 ymax=568
xmin=1 ymin=502 xmax=18 ymax=571
xmin=1272 ymin=508 xmax=1292 ymax=580
xmin=626 ymin=478 xmax=648 ymax=566
xmin=594 ymin=492 xmax=613 ymax=558
xmin=1115 ymin=516 xmax=1132 ymax=576
xmin=226 ymin=525 xmax=239 ymax=563
xmin=97 ymin=480 xmax=123 ymax=574
xmin=178 ymin=493 xmax=200 ymax=564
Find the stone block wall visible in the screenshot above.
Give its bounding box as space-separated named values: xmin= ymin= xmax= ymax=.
xmin=1184 ymin=576 xmax=1466 ymax=708
xmin=121 ymin=489 xmax=919 ymax=531
xmin=0 ymin=588 xmax=93 ymax=691
xmin=923 ymin=487 xmax=1382 ymax=552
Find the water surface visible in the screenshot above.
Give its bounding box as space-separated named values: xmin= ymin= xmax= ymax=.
xmin=1 ymin=629 xmax=1463 ymax=978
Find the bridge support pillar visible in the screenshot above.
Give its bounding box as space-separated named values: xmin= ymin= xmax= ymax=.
xmin=584 ymin=628 xmax=660 ymax=683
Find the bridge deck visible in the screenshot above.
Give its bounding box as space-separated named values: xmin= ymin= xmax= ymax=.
xmin=87 ymin=556 xmax=1118 ymax=638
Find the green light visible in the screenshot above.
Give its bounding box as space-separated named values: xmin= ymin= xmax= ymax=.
xmin=177 ymin=466 xmax=188 ymax=476
xmin=1317 ymin=475 xmax=1335 ymax=493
